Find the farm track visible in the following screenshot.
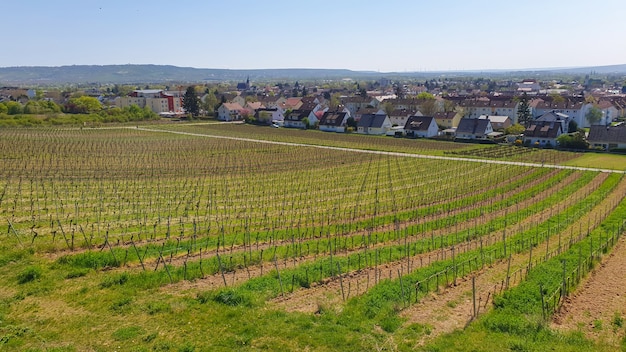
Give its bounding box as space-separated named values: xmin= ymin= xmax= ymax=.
xmin=122 ymin=169 xmax=575 ymax=279
xmin=267 ymin=172 xmax=607 ymax=313
xmin=398 ymin=174 xmax=626 ymax=345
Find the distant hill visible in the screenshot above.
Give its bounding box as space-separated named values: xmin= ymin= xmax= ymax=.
xmin=0 ymin=64 xmax=625 ymax=85
xmin=0 ymin=65 xmax=379 ymax=85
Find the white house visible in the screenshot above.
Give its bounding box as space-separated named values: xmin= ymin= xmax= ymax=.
xmin=455 ymin=117 xmax=493 ymax=140
xmin=478 ymin=115 xmax=512 ymax=131
xmin=588 ymin=124 xmax=626 ymax=150
xmin=254 ymin=108 xmax=283 ymax=124
xmin=403 ymin=116 xmax=439 ymax=138
xmin=459 ymin=99 xmax=519 ymax=122
xmin=319 ymin=111 xmax=349 ymax=132
xmin=217 ymin=102 xmax=244 ymax=121
xmin=523 ymin=120 xmax=564 ymax=147
xmin=356 ymin=113 xmax=392 ymax=135
xmin=283 ymin=109 xmax=317 ymax=129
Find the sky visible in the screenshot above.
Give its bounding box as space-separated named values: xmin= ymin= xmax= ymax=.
xmin=3 ymin=0 xmax=626 ymax=72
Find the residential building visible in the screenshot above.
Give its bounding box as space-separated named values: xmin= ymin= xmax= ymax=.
xmin=455 ymin=118 xmax=493 ymax=140
xmin=433 ymin=111 xmax=462 ymax=129
xmin=254 ymin=108 xmax=283 ymax=124
xmin=535 ymin=111 xmax=570 ymax=133
xmin=459 ymin=98 xmax=519 ymax=122
xmin=356 ymin=113 xmax=392 ymax=135
xmin=389 ymin=109 xmax=419 ymax=127
xmin=217 ymin=102 xmax=244 ymax=121
xmin=115 ymin=89 xmax=182 ymax=114
xmin=404 ymin=116 xmax=439 ymax=138
xmin=283 ymin=109 xmax=317 ymax=129
xmin=531 ymin=97 xmax=593 ymax=128
xmin=523 ymin=120 xmax=563 ymax=147
xmin=587 ymin=124 xmax=626 ymax=150
xmin=319 ymin=111 xmax=349 ymax=132
xmin=478 ymin=115 xmax=512 ymax=131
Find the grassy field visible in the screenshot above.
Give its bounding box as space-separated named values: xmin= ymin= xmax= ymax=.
xmin=562 ymin=152 xmax=626 ymax=171
xmin=1 ymin=123 xmax=625 ymax=351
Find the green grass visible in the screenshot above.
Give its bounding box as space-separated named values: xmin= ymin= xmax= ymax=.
xmin=563 ymin=152 xmax=626 ymax=170
xmin=1 ymin=124 xmax=625 ymax=351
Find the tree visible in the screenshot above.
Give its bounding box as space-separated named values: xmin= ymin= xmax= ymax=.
xmin=567 ymin=120 xmax=578 ymax=133
xmin=516 ymin=92 xmax=532 ymax=127
xmin=346 ymin=117 xmax=357 ymax=129
xmin=585 ymin=106 xmax=603 ymax=126
xmin=65 ymin=96 xmax=102 ymax=114
xmin=550 ymin=94 xmax=565 ymax=104
xmin=557 ymin=132 xmax=588 ymax=150
xmin=183 ymin=86 xmax=200 ymax=117
xmin=416 ymin=92 xmax=435 ymax=100
xmin=24 ymin=100 xmax=61 ymax=114
xmin=382 ymin=102 xmax=394 ymax=118
xmin=330 ymin=93 xmax=341 ymax=109
xmin=4 ymin=101 xmax=23 ymax=115
xmin=419 ymin=99 xmax=437 ymax=116
xmin=301 ymin=86 xmax=308 ymax=97
xmin=443 ymin=99 xmax=456 ymax=113
xmin=202 ymin=93 xmax=218 ymax=116
xmin=505 ymin=124 xmax=526 ymax=135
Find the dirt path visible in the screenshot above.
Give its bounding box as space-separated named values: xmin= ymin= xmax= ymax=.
xmin=552 ymin=235 xmax=626 ymax=346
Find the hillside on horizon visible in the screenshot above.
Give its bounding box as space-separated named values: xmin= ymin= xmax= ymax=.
xmin=1 ymin=63 xmax=625 ymax=85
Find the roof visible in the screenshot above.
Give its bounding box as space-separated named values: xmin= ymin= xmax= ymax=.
xmin=433 ymin=111 xmax=458 ymax=120
xmin=524 ymin=120 xmax=562 ymax=138
xmin=478 ymin=115 xmax=511 ymax=123
xmin=456 ymin=118 xmax=492 ymax=135
xmin=458 ymin=99 xmax=517 ymax=109
xmin=532 ymin=98 xmax=584 ymax=110
xmin=284 ymin=109 xmax=312 ymax=121
xmin=221 ymin=102 xmax=243 ymax=111
xmin=536 ymin=111 xmax=569 ymax=122
xmin=245 ymin=101 xmax=264 ymax=110
xmin=588 ymin=125 xmax=626 ymax=144
xmin=134 ymin=89 xmax=163 ymax=94
xmin=319 ymin=111 xmax=348 ymax=126
xmin=358 ymin=114 xmax=388 ymax=129
xmin=404 ymin=116 xmax=435 ymax=131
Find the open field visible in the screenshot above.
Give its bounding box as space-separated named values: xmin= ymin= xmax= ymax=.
xmin=1 ymin=124 xmax=625 ymax=351
xmin=562 ymin=152 xmax=626 ymax=171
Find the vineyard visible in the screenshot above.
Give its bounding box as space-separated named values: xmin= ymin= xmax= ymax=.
xmin=1 ymin=124 xmax=625 ymax=351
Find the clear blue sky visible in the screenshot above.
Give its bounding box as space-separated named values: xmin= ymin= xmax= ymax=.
xmin=4 ymin=0 xmax=625 ymax=72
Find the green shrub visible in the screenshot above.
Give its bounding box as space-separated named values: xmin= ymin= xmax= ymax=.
xmin=65 ymin=268 xmax=90 ymax=279
xmin=110 ymin=297 xmax=133 ymax=313
xmin=197 ymin=288 xmax=252 ymax=307
xmin=100 ymin=273 xmax=130 ymax=288
xmin=17 ymin=266 xmax=42 ymax=284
